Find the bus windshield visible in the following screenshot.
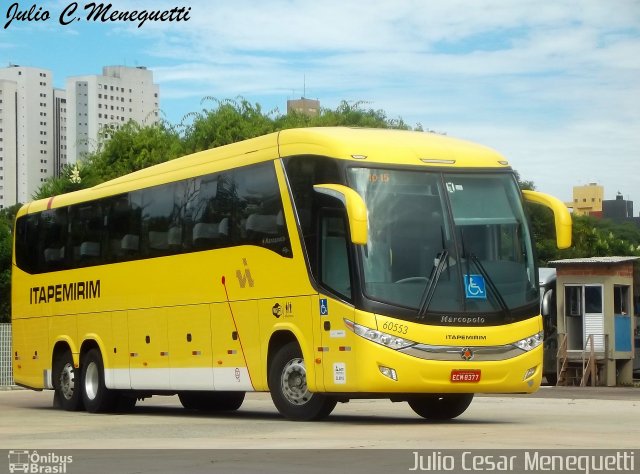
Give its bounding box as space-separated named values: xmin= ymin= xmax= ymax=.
xmin=348 ymin=168 xmax=538 ymax=322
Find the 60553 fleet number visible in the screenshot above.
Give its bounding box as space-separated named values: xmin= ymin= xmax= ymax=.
xmin=382 ymin=321 xmax=409 ymax=335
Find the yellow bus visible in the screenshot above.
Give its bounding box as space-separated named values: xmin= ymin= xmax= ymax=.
xmin=11 ymin=127 xmax=571 ymax=420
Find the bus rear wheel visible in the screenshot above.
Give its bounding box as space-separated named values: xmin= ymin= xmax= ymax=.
xmin=179 ymin=391 xmax=245 ymax=411
xmin=52 ymin=349 xmax=83 ymax=411
xmin=408 ymin=393 xmax=474 ymax=420
xmin=81 ymin=348 xmax=118 ymax=413
xmin=268 ymin=342 xmax=336 ymax=421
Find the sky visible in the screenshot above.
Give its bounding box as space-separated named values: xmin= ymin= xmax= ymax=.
xmin=1 ymin=0 xmax=639 ymax=211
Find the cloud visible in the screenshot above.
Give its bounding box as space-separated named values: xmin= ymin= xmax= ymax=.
xmin=142 ymin=2 xmax=639 ymax=95
xmin=45 ymin=0 xmax=639 ymax=207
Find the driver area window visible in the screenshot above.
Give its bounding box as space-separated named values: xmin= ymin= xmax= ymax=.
xmin=319 ymin=212 xmax=352 ymax=300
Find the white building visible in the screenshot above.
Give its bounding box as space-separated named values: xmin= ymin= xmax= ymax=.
xmin=0 ymin=66 xmax=54 ymax=209
xmin=66 ymin=66 xmax=160 ymax=163
xmin=53 ymin=89 xmax=68 ymax=177
xmin=0 ymin=65 xmax=159 ymax=208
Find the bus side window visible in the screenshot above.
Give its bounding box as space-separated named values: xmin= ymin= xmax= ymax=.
xmin=319 ymin=212 xmax=352 ymax=300
xmin=141 ymin=185 xmax=174 ymax=257
xmin=69 ymin=202 xmax=104 ymax=267
xmin=106 ymin=194 xmax=135 ymax=262
xmin=234 ymin=163 xmax=291 ymax=257
xmin=40 ymin=207 xmax=68 ymax=272
xmin=191 ymin=173 xmax=231 ymax=249
xmin=15 ymin=214 xmax=39 ymax=274
xmin=167 ymin=178 xmax=194 ymax=252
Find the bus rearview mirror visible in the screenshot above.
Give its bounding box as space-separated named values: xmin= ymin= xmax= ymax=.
xmin=313 ymin=184 xmax=368 ymax=245
xmin=522 ymin=190 xmax=572 ymax=249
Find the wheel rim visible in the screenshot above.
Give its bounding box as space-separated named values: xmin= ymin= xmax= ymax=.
xmin=59 ymin=363 xmax=76 ymax=400
xmin=281 ymin=357 xmax=312 ymax=406
xmin=84 ymin=361 xmax=99 ymax=401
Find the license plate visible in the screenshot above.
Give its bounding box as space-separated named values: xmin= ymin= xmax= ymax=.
xmin=450 ymin=369 xmax=481 ymax=383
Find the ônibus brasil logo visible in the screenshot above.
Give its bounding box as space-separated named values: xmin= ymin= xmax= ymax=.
xmin=8 ymin=450 xmax=73 ymax=473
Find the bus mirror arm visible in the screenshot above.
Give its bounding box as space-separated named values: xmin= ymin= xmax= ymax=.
xmin=522 ymin=190 xmax=572 ymax=249
xmin=313 ymin=184 xmax=368 ymax=245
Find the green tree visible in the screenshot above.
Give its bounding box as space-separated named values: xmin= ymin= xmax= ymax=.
xmin=33 ymin=121 xmax=183 ymax=200
xmin=34 ymin=163 xmax=93 ymax=200
xmin=0 ymin=204 xmax=21 ymax=323
xmin=516 ymin=173 xmax=640 ymax=265
xmin=4 ymin=98 xmax=639 ymax=323
xmin=515 ymin=171 xmax=558 ymax=265
xmin=182 ymin=98 xmax=277 ymax=153
xmin=88 ymin=120 xmax=184 ymax=182
xmin=296 ymin=100 xmax=411 ymax=129
xmin=560 ymin=216 xmax=640 ymax=259
xmin=180 ymin=98 xmax=413 ymax=154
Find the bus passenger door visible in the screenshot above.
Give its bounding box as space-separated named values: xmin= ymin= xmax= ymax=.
xmin=315 ymin=211 xmax=358 ymax=392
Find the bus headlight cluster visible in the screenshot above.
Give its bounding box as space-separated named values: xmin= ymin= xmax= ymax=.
xmin=513 ymin=331 xmax=544 ymax=352
xmin=344 ymin=319 xmax=416 ymax=350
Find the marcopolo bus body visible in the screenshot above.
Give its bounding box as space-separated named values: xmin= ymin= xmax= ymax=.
xmin=11 ymin=127 xmax=571 ymax=420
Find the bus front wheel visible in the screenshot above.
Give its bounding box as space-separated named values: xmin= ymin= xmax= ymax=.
xmin=408 ymin=393 xmax=474 ymax=420
xmin=52 ymin=349 xmax=83 ymax=411
xmin=268 ymin=342 xmax=336 ymax=421
xmin=81 ymin=348 xmax=117 ymax=413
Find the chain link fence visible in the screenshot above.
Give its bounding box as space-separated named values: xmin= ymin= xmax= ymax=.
xmin=0 ymin=323 xmax=14 ymax=387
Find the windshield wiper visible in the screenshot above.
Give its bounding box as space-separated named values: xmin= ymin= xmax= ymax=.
xmin=468 ymin=253 xmax=512 ymax=321
xmin=458 ymin=228 xmax=512 ymax=319
xmin=417 ymin=249 xmax=449 ymax=318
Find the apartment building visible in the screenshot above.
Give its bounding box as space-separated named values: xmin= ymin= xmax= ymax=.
xmin=568 ymin=182 xmax=604 ymax=217
xmin=53 ymin=88 xmax=68 ymax=179
xmin=0 ymin=65 xmax=54 ymax=209
xmin=0 ymin=65 xmax=158 ymax=208
xmin=66 ymin=66 xmax=159 ymax=163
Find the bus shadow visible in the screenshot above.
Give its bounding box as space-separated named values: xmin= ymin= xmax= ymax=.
xmin=32 ymin=397 xmax=513 ymax=425
xmin=83 ymin=405 xmax=510 ymax=425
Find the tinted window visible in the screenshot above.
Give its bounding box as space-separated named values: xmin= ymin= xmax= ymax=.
xmin=40 ymin=208 xmax=68 ymax=271
xmin=15 ymin=213 xmax=40 ymax=274
xmin=69 ymin=202 xmax=103 ymax=267
xmin=319 ymin=212 xmax=352 ymax=299
xmin=192 ymin=172 xmax=232 ymax=249
xmin=283 ymin=155 xmax=343 ymax=283
xmin=235 ymin=163 xmax=290 ymax=256
xmin=13 ymin=162 xmax=292 ymax=274
xmin=106 ymin=193 xmax=142 ymax=261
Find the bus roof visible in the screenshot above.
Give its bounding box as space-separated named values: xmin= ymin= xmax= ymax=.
xmin=20 ymin=127 xmax=510 ymax=215
xmin=278 ymin=127 xmax=508 ymax=168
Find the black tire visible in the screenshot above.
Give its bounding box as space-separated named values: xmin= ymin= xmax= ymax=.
xmin=408 ymin=393 xmax=474 ymax=420
xmin=179 ymin=391 xmax=245 ymax=411
xmin=81 ymin=348 xmax=118 ymax=413
xmin=268 ymin=342 xmax=336 ymax=421
xmin=52 ymin=349 xmax=83 ymax=411
xmin=544 ymin=373 xmax=558 ymax=386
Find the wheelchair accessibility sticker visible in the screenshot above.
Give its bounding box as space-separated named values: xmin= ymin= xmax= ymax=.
xmin=319 ymin=298 xmax=329 ymax=316
xmin=464 ymin=274 xmax=487 ymax=299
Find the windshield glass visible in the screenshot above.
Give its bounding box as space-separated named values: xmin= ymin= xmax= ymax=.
xmin=348 ymin=168 xmax=538 ymax=321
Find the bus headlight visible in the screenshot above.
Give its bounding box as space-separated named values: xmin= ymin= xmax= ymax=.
xmin=513 ymin=331 xmax=544 ymax=352
xmin=344 ymin=319 xmax=417 ymax=350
